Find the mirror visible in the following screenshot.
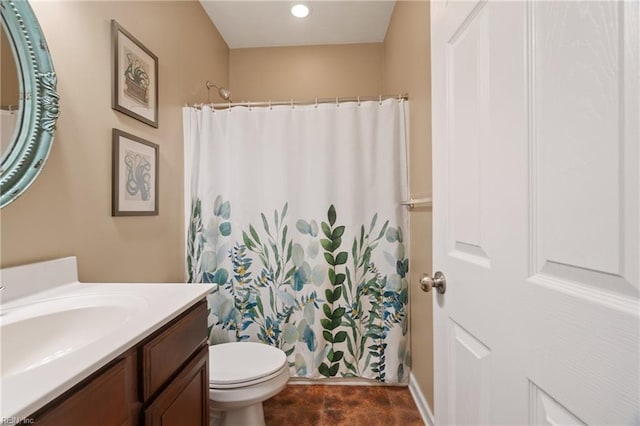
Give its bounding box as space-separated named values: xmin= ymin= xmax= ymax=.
xmin=1 ymin=22 xmax=21 ymax=158
xmin=0 ymin=0 xmax=59 ymax=208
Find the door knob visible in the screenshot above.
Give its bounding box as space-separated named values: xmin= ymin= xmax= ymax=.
xmin=420 ymin=272 xmax=446 ymax=294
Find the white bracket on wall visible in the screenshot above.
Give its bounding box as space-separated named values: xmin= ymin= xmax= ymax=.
xmin=400 ymin=197 xmax=433 ymax=208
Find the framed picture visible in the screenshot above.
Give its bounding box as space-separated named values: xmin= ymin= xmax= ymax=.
xmin=111 ymin=20 xmax=158 ymax=128
xmin=112 ymin=129 xmax=159 ymax=216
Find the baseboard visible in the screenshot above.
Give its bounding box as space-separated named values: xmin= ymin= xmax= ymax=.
xmin=409 ymin=372 xmax=435 ymax=426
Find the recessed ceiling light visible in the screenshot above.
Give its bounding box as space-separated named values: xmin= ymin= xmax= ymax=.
xmin=291 ymin=4 xmax=310 ymax=18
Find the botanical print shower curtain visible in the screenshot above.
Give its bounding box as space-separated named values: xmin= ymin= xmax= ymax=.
xmin=183 ymin=99 xmax=409 ymax=383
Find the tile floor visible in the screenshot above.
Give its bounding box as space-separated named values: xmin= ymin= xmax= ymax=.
xmin=263 ymin=384 xmax=424 ymax=425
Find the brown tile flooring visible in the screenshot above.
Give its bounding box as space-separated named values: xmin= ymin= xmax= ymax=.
xmin=263 ymin=384 xmax=424 ymax=426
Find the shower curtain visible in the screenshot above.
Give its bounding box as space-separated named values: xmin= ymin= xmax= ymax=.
xmin=183 ymin=99 xmax=409 ymax=383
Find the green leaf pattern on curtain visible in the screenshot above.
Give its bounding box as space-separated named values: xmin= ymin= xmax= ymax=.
xmin=188 ymin=196 xmax=409 ymax=383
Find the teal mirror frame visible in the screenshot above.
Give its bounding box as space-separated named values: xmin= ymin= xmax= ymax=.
xmin=0 ymin=0 xmax=59 ymax=208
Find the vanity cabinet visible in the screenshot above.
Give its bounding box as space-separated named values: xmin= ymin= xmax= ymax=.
xmin=27 ymin=300 xmax=209 ymax=426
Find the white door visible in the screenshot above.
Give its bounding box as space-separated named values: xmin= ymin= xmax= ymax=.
xmin=431 ymin=1 xmax=639 ymax=424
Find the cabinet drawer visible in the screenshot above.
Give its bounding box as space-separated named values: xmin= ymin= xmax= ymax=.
xmin=141 ymin=300 xmax=208 ymax=400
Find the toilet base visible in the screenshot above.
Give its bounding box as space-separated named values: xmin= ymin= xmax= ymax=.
xmin=210 ymin=402 xmax=265 ymax=426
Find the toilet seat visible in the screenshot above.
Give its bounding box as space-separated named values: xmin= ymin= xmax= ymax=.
xmin=209 ymin=363 xmax=289 ymax=389
xmin=209 ymin=342 xmax=288 ymax=389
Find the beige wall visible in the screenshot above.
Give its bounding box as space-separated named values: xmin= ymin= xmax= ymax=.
xmin=383 ymin=1 xmax=434 ymax=410
xmin=230 ymin=43 xmax=383 ymax=101
xmin=0 ymin=1 xmax=229 ymax=282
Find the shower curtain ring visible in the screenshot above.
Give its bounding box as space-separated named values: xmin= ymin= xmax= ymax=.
xmin=379 ymin=95 xmax=382 ymax=105
xmin=357 ymin=96 xmax=361 ymax=106
xmin=336 ymin=97 xmax=339 ymax=107
xmin=291 ymin=99 xmax=294 ymax=109
xmin=315 ymin=98 xmax=318 ymax=108
xmin=269 ymin=100 xmax=272 ymax=110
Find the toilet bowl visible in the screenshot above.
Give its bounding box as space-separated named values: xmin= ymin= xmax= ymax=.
xmin=208 ymin=342 xmax=290 ymax=426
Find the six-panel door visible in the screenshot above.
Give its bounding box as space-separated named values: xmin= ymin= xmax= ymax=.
xmin=432 ymin=1 xmax=639 ymax=424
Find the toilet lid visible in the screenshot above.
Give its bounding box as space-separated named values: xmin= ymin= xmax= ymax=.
xmin=209 ymin=342 xmax=287 ymax=386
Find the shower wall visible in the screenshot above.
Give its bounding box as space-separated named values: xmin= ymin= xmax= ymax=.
xmin=229 ymin=43 xmax=383 ymax=100
xmin=383 ymin=1 xmax=434 ymax=412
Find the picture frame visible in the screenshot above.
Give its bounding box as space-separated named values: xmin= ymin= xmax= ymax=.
xmin=112 ymin=129 xmax=159 ymax=216
xmin=111 ymin=20 xmax=158 ymax=128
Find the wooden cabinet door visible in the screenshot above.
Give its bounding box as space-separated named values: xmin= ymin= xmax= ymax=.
xmin=32 ymin=358 xmax=130 ymax=426
xmin=143 ymin=345 xmax=209 ymax=426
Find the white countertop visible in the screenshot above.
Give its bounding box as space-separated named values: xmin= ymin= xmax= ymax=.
xmin=0 ymin=257 xmax=215 ymax=424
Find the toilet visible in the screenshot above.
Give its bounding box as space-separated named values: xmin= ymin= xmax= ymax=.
xmin=208 ymin=342 xmax=290 ymax=426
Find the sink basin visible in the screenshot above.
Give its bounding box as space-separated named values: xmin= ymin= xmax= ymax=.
xmin=0 ymin=294 xmax=146 ymax=377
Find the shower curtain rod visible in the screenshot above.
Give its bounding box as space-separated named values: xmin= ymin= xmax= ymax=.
xmin=188 ymin=93 xmax=408 ymax=109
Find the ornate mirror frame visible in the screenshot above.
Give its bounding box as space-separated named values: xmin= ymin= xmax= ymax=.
xmin=0 ymin=0 xmax=59 ymax=208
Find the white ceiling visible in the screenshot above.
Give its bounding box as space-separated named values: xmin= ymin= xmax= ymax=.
xmin=199 ymin=1 xmax=396 ymax=49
